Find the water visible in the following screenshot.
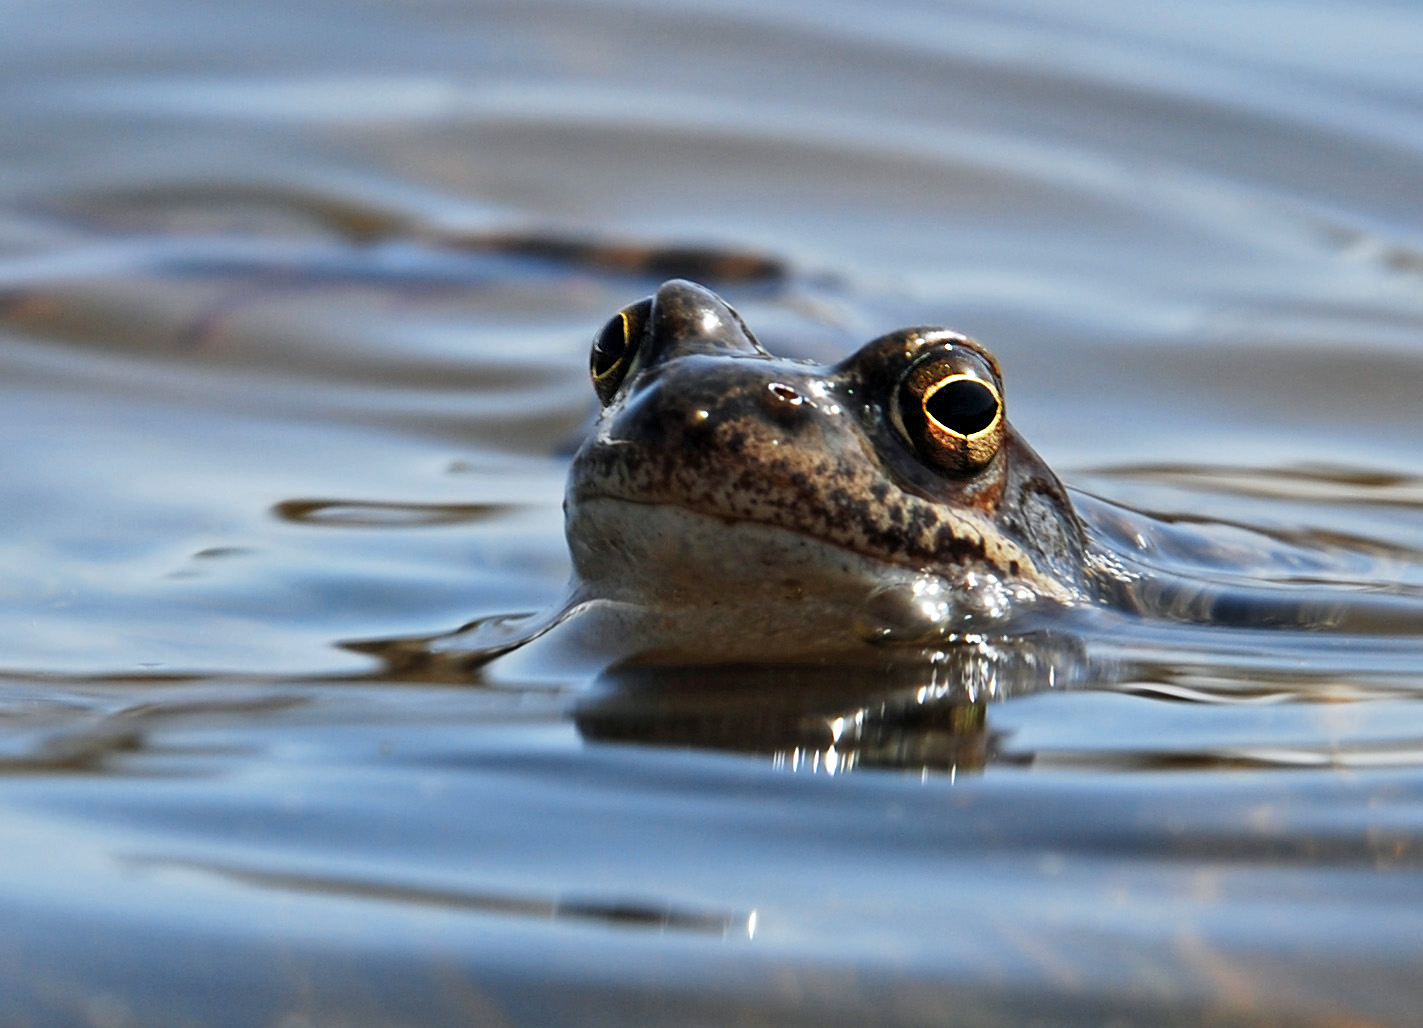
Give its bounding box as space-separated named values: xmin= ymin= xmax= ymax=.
xmin=4 ymin=0 xmax=1423 ymax=1024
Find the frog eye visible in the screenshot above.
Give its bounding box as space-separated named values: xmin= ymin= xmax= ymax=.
xmin=590 ymin=298 xmax=653 ymax=406
xmin=894 ymin=356 xmax=1004 ymax=473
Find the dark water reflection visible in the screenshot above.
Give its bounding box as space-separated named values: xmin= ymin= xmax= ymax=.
xmin=5 ymin=0 xmax=1423 ymax=1024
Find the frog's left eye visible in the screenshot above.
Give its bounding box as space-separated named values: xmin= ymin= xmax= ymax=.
xmin=893 ymin=354 xmax=1004 ymax=474
xmin=591 ymin=298 xmax=653 ymax=407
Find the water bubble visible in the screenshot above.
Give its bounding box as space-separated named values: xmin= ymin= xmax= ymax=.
xmin=854 ymin=571 xmax=1023 ymax=645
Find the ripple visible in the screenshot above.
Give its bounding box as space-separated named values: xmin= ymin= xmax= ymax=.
xmin=127 ymin=858 xmax=754 ymax=937
xmin=273 ymin=498 xmax=519 ymax=528
xmin=1094 ymin=462 xmax=1423 ymax=507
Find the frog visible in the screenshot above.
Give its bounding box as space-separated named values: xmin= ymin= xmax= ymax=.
xmin=394 ymin=277 xmax=1423 ymax=770
xmin=421 ymin=278 xmax=1413 ymax=674
xmin=561 ymin=278 xmax=1093 ymax=661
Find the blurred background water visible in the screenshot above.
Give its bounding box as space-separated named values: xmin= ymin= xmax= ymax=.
xmin=4 ymin=1 xmax=1423 ymax=1024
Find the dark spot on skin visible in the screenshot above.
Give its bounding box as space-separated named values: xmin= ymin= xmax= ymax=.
xmin=905 ymin=505 xmax=938 ymax=538
xmin=825 ymin=487 xmax=857 ymax=523
xmin=932 ymin=524 xmax=988 ymax=565
xmin=719 ymin=429 xmax=747 ymax=456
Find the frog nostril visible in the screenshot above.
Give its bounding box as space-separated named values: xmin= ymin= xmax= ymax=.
xmin=763 ymin=381 xmax=813 ymax=426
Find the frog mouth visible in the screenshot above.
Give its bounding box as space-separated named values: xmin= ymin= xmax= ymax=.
xmin=564 ymin=486 xmax=1080 ymax=608
xmin=565 ymin=491 xmax=921 ymax=597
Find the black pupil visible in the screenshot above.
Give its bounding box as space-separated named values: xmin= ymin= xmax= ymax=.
xmin=925 ymin=379 xmax=998 ymax=435
xmin=592 ymin=315 xmax=628 ymax=377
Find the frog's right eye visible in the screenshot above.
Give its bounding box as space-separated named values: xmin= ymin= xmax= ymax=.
xmin=891 ymin=343 xmax=1005 ymax=475
xmin=591 ymin=298 xmax=653 ymax=407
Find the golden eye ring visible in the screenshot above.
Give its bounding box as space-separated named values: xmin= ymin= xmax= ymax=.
xmin=590 ymin=298 xmax=652 ymax=407
xmin=894 ymin=354 xmax=1005 ymax=474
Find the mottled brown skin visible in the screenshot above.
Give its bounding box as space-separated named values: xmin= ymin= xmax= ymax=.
xmin=566 ymin=281 xmax=1090 ymax=610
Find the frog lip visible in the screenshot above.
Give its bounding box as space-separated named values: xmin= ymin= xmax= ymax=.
xmin=566 ymin=484 xmax=899 ymax=569
xmin=564 ymin=484 xmax=1080 ymax=606
xmin=563 ymin=491 xmax=926 ymax=601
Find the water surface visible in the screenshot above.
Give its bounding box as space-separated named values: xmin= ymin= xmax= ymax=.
xmin=4 ymin=1 xmax=1423 ymax=1024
